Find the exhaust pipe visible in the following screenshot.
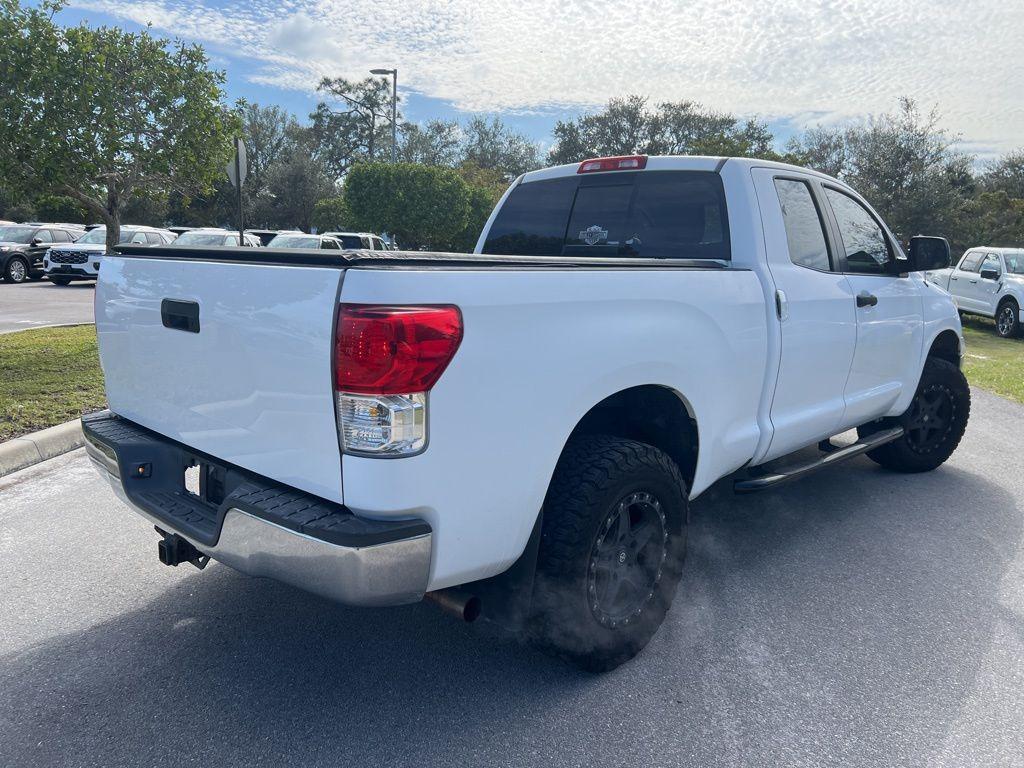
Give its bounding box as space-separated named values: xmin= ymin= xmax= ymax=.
xmin=425 ymin=589 xmax=481 ymax=623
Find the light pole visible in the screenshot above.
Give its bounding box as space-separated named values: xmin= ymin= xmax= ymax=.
xmin=370 ymin=68 xmax=397 ymax=163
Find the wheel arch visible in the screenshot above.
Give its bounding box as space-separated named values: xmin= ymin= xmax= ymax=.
xmin=554 ymin=384 xmax=699 ymax=492
xmin=927 ymin=328 xmax=962 ymax=368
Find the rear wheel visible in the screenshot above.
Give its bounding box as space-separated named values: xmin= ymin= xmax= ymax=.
xmin=996 ymin=299 xmax=1020 ymax=338
xmin=4 ymin=256 xmax=29 ymax=283
xmin=532 ymin=436 xmax=688 ymax=672
xmin=49 ymin=276 xmax=72 ymax=286
xmin=858 ymin=357 xmax=970 ymax=473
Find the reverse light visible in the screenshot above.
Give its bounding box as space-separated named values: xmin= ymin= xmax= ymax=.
xmin=334 ymin=304 xmax=463 ymax=456
xmin=577 ymin=155 xmax=648 ymax=174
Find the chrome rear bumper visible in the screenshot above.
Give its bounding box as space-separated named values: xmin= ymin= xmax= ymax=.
xmin=83 ymin=411 xmax=431 ymax=607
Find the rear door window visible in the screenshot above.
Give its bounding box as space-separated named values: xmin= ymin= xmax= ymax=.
xmin=483 ymin=171 xmax=730 ymax=260
xmin=774 ymin=179 xmax=831 ymax=271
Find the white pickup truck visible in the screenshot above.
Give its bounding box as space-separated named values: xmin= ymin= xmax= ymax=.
xmin=84 ymin=155 xmax=969 ymax=671
xmin=925 ymin=247 xmax=1024 ymax=338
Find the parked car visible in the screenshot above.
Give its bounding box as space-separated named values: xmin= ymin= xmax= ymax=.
xmin=925 ymin=247 xmax=1024 ymax=337
xmin=265 ymin=233 xmax=345 ymax=249
xmin=84 ymin=155 xmax=965 ymax=671
xmin=245 ymin=229 xmax=287 ymax=247
xmin=321 ymin=231 xmax=389 ymax=250
xmin=0 ymin=223 xmax=83 ymax=282
xmin=44 ymin=225 xmax=176 ymax=285
xmin=172 ymin=228 xmax=261 ymax=247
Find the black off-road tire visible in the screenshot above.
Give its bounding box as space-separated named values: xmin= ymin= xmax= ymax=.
xmin=858 ymin=357 xmax=970 ymax=473
xmin=532 ymin=436 xmax=688 ymax=672
xmin=995 ymin=299 xmax=1020 ymax=339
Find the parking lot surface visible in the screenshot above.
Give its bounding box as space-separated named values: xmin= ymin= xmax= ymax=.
xmin=1 ymin=388 xmax=1022 ymax=768
xmin=0 ymin=280 xmax=94 ymax=333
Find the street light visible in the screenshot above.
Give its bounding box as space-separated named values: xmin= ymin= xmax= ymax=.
xmin=370 ymin=68 xmax=397 ymax=163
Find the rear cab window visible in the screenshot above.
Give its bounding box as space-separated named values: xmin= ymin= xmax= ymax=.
xmin=482 ymin=171 xmax=730 ymax=260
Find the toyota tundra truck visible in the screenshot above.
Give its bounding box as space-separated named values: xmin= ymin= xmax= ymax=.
xmin=83 ymin=155 xmax=968 ymax=671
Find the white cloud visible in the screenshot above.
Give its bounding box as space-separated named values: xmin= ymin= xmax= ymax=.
xmin=71 ymin=0 xmax=1024 ymax=152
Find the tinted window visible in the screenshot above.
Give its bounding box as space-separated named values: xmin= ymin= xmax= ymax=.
xmin=129 ymin=231 xmax=148 ymax=244
xmin=959 ymin=252 xmax=983 ymax=272
xmin=35 ymin=230 xmax=53 ymax=243
xmin=824 ymin=188 xmax=891 ymax=274
xmin=143 ymin=232 xmax=162 ymax=245
xmin=775 ymin=179 xmax=831 ymax=271
xmin=321 ymin=239 xmax=341 ymax=249
xmin=484 ymin=172 xmax=729 ymax=260
xmin=1005 ymin=253 xmax=1024 ymax=275
xmin=50 ymin=230 xmax=71 ymax=243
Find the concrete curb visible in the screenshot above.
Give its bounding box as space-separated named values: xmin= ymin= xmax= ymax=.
xmin=0 ymin=419 xmax=83 ymax=478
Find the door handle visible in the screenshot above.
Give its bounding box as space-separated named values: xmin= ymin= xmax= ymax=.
xmin=161 ymin=299 xmax=200 ymax=333
xmin=856 ymin=292 xmax=878 ymax=308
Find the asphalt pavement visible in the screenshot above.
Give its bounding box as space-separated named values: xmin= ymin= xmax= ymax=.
xmin=0 ymin=280 xmax=95 ymax=333
xmin=1 ymin=388 xmax=1022 ymax=767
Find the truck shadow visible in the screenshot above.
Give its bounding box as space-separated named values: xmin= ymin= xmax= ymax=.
xmin=1 ymin=459 xmax=1020 ymax=766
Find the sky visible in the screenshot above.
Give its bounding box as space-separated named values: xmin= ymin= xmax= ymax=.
xmin=55 ymin=0 xmax=1024 ymax=161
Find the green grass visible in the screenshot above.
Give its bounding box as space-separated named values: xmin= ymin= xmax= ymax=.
xmin=0 ymin=325 xmax=106 ymax=442
xmin=961 ymin=315 xmax=1024 ymax=404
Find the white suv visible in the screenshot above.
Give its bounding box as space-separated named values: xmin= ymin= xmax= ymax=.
xmin=44 ymin=225 xmax=175 ymax=285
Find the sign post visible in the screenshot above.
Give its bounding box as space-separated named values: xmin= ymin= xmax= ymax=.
xmin=226 ymin=137 xmax=247 ymax=245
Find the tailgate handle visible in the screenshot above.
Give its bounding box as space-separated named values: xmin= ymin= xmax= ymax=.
xmin=161 ymin=299 xmax=200 ymax=333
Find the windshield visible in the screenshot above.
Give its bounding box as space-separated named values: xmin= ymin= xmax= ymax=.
xmin=1005 ymin=253 xmax=1024 ymax=274
xmin=0 ymin=226 xmax=37 ymax=243
xmin=482 ymin=170 xmax=730 ymax=260
xmin=268 ymin=234 xmax=319 ymax=248
xmin=76 ymin=228 xmax=108 ymax=244
xmin=175 ymin=231 xmax=231 ymax=246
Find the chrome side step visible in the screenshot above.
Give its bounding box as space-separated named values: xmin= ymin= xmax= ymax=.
xmin=734 ymin=426 xmax=905 ymax=494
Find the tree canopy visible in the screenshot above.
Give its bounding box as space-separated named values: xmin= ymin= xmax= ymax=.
xmin=0 ymin=0 xmax=238 ymax=247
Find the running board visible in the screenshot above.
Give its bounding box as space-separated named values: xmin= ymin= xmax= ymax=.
xmin=734 ymin=426 xmax=905 ymax=494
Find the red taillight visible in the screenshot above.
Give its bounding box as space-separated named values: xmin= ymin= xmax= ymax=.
xmin=335 ymin=304 xmax=463 ymax=395
xmin=577 ymin=155 xmax=648 ymax=174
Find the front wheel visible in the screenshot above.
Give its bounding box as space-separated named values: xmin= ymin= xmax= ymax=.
xmin=532 ymin=436 xmax=688 ymax=672
xmin=4 ymin=256 xmax=29 ymax=283
xmin=858 ymin=357 xmax=970 ymax=473
xmin=996 ymin=300 xmax=1020 ymax=338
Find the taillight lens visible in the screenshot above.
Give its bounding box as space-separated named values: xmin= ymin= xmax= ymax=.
xmin=334 ymin=304 xmax=462 ymax=456
xmin=577 ymin=155 xmax=648 ymax=174
xmin=335 ymin=304 xmax=463 ymax=395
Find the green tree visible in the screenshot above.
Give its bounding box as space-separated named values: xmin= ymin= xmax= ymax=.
xmin=982 ymin=150 xmax=1024 ymax=199
xmin=311 ymin=197 xmax=349 ymax=233
xmin=954 ymin=191 xmax=1024 ymax=252
xmin=399 ymin=120 xmax=462 ymax=166
xmin=547 ymin=96 xmax=779 ymax=164
xmin=312 ymin=76 xmax=396 ymax=178
xmin=342 ymin=163 xmax=471 ymax=250
xmin=461 ymin=116 xmax=541 ymax=179
xmin=788 ymin=98 xmax=970 ymax=242
xmin=33 ymin=194 xmax=88 ymax=224
xmin=0 ymin=0 xmax=237 ymax=249
xmin=264 ymin=126 xmax=335 ymax=231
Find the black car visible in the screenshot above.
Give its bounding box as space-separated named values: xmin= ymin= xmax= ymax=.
xmin=0 ymin=224 xmax=83 ymax=283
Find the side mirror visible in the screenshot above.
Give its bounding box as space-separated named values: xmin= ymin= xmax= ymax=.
xmin=30 ymin=237 xmax=43 ymax=247
xmin=980 ymin=268 xmax=1000 ymax=281
xmin=907 ymin=236 xmax=950 ymax=272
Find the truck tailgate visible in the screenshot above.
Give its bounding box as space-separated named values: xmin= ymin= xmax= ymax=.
xmin=95 ymin=254 xmax=345 ymax=503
